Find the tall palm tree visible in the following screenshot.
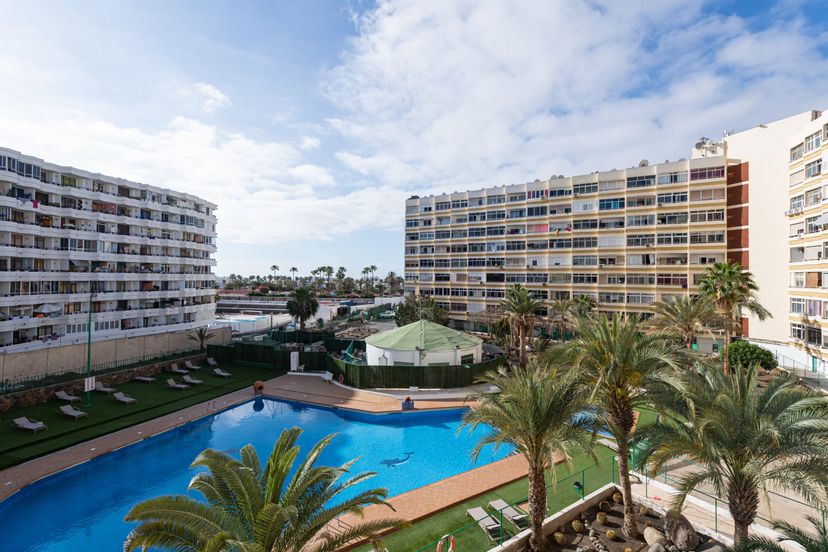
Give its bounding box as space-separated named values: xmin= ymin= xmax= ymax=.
xmin=361 ymin=267 xmax=371 ymax=292
xmin=548 ymin=298 xmax=575 ymax=341
xmin=548 ymin=314 xmax=684 ymax=539
xmin=634 ymin=362 xmax=828 ymax=545
xmin=461 ymin=362 xmax=595 ymax=552
xmin=698 ymin=262 xmax=771 ymax=374
xmin=573 ymin=294 xmax=597 ymax=317
xmin=734 ymin=516 xmax=828 ymax=552
xmin=500 ymin=284 xmax=544 ymax=367
xmin=186 ymin=327 xmax=215 ymax=352
xmin=287 ymin=287 xmax=319 ymax=330
xmin=323 ymin=266 xmax=334 ymax=289
xmin=647 ymin=295 xmax=717 ymax=349
xmin=269 ymin=264 xmax=279 ymax=281
xmin=124 ymin=427 xmax=403 ymax=552
xmin=289 ymin=266 xmax=298 ymax=283
xmin=369 ymin=265 xmax=377 ymax=287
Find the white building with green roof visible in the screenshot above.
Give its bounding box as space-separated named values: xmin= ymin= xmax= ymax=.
xmin=364 ymin=320 xmax=483 ymax=366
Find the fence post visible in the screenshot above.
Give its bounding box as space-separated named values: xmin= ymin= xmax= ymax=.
xmin=580 ymin=468 xmax=585 ymax=500
xmin=714 ymin=498 xmax=718 ymax=533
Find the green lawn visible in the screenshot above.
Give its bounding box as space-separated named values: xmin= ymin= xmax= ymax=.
xmin=357 ymin=445 xmax=617 ymax=552
xmin=0 ymin=363 xmax=278 ymax=470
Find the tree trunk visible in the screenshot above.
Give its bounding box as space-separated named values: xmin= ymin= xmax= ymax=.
xmin=527 ymin=466 xmax=548 ymax=552
xmin=723 ymin=327 xmax=732 ymax=375
xmin=616 ymin=438 xmax=639 ymax=539
xmin=728 ymin=477 xmax=759 ymax=545
xmin=519 ymin=324 xmax=527 ymax=367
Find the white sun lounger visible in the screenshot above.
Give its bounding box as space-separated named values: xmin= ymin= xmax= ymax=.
xmin=59 ymin=404 xmax=88 ymax=420
xmin=133 ymin=375 xmax=156 ymax=383
xmin=213 ymin=368 xmax=232 ymax=378
xmin=182 ymin=375 xmax=203 ymax=386
xmin=94 ymin=382 xmax=116 ymax=393
xmin=467 ymin=507 xmax=503 ymax=541
xmin=168 ymin=363 xmax=188 ymax=374
xmin=113 ymin=391 xmax=137 ymax=405
xmin=167 ymin=378 xmax=189 ymax=390
xmin=13 ymin=417 xmax=47 ymax=433
xmin=206 ymin=357 xmax=219 ymax=367
xmin=184 ymin=360 xmax=201 ymax=371
xmin=489 ymin=499 xmax=529 ymax=530
xmin=55 ymin=390 xmax=80 ymax=403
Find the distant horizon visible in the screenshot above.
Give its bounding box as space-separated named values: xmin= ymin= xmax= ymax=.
xmin=1 ymin=0 xmax=826 ymax=276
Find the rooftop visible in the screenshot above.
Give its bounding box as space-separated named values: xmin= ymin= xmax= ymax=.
xmin=365 ymin=320 xmax=483 ymax=351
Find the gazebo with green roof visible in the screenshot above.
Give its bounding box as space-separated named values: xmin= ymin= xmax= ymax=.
xmin=365 ymin=320 xmax=483 ymax=366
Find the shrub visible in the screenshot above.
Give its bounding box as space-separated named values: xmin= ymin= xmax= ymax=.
xmin=728 ymin=340 xmax=777 ymax=371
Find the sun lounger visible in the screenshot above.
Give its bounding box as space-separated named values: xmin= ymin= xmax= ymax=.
xmin=55 ymin=390 xmax=80 ymax=403
xmin=113 ymin=391 xmax=137 ymax=405
xmin=206 ymin=357 xmax=219 ymax=367
xmin=182 ymin=375 xmax=203 ymax=386
xmin=13 ymin=417 xmax=47 ymax=433
xmin=213 ymin=368 xmax=232 ymax=378
xmin=489 ymin=499 xmax=529 ymax=530
xmin=467 ymin=507 xmax=503 ymax=541
xmin=168 ymin=363 xmax=188 ymax=374
xmin=94 ymin=382 xmax=115 ymax=393
xmin=59 ymin=404 xmax=88 ymax=420
xmin=133 ymin=375 xmax=156 ymax=383
xmin=167 ymin=378 xmax=189 ymax=390
xmin=184 ymin=360 xmax=201 ymax=371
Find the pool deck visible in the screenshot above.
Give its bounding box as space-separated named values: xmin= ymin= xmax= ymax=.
xmin=0 ymin=374 xmax=497 ymax=513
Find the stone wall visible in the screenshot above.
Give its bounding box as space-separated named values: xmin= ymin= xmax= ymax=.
xmin=0 ymin=326 xmax=231 ymax=382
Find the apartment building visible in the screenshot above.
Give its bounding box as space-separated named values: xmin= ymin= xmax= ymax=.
xmin=0 ymin=147 xmax=217 ymax=374
xmin=404 ymin=145 xmax=746 ymax=350
xmin=787 ymin=111 xmax=828 ymax=366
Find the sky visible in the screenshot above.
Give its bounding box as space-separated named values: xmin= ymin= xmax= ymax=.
xmin=1 ymin=0 xmax=827 ymax=279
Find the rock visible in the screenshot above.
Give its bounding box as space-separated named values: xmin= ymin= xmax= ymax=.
xmin=648 ymin=545 xmax=667 ymax=552
xmin=696 ymin=541 xmax=727 ymax=552
xmin=664 ymin=513 xmax=700 ymax=551
xmin=644 ymin=526 xmax=667 ymax=546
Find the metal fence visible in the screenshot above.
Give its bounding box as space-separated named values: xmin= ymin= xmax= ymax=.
xmin=409 ymin=455 xmax=618 ymax=552
xmin=0 ymin=346 xmax=200 ymax=395
xmin=775 ymin=352 xmax=828 ymax=392
xmin=330 ymin=355 xmax=505 ymax=389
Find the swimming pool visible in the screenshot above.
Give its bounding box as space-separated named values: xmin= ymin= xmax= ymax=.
xmin=0 ymin=398 xmax=512 ymax=551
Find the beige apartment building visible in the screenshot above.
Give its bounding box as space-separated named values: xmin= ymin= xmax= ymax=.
xmin=403 ymin=110 xmax=825 ymax=359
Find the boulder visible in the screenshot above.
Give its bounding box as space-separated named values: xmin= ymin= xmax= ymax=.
xmin=644 ymin=526 xmax=667 ymax=545
xmin=696 ymin=541 xmax=727 ymax=552
xmin=664 ymin=513 xmax=700 ymax=551
xmin=648 ymin=544 xmax=667 ymax=552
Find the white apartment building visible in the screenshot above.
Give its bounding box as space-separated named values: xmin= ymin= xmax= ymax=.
xmin=0 ymin=147 xmax=217 ymax=364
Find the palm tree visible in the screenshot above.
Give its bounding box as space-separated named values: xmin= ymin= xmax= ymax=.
xmin=461 ymin=362 xmax=595 ymax=552
xmin=323 ymin=266 xmax=334 ymax=289
xmin=634 ymin=362 xmax=828 ymax=545
xmin=289 ymin=266 xmax=298 ymax=283
xmin=361 ymin=267 xmax=371 ymax=292
xmin=269 ymin=264 xmax=279 ymax=281
xmin=549 ymin=298 xmax=575 ymax=341
xmin=186 ymin=327 xmax=215 ymax=352
xmin=698 ymin=262 xmax=771 ymax=374
xmin=369 ymin=265 xmax=377 ymax=287
xmin=647 ymin=295 xmax=717 ymax=349
xmin=573 ymin=294 xmax=597 ymax=317
xmin=124 ymin=427 xmax=403 ymax=552
xmin=287 ymin=287 xmax=320 ymax=330
xmin=734 ymin=516 xmax=828 ymax=552
xmin=500 ymin=284 xmax=544 ymax=367
xmin=549 ymin=314 xmax=684 ymax=539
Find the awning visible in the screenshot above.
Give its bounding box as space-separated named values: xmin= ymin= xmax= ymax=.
xmin=34 ymin=303 xmax=63 ymax=314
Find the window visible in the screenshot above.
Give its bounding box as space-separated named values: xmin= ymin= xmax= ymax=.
xmin=468 ymin=212 xmax=486 ymax=222
xmin=791 ymin=298 xmax=805 ymax=314
xmin=791 ymin=169 xmax=806 ymax=187
xmin=548 ymin=188 xmax=571 ymax=197
xmin=627 ymin=196 xmax=655 ymax=207
xmin=527 ymin=206 xmax=547 ymax=217
xmin=487 ymin=210 xmax=506 ymax=220
xmin=791 ymin=323 xmax=805 ymax=340
xmin=689 ymin=188 xmax=725 ymax=202
xmin=599 ymin=179 xmax=624 ymax=191
xmin=486 ymin=195 xmax=505 ymax=205
xmin=486 ymin=226 xmax=505 ymax=236
xmin=791 ymin=143 xmax=805 ymax=162
xmin=468 ymin=197 xmax=484 ymax=207
xmin=806 ymin=188 xmax=822 ymax=207
xmin=807 ymin=325 xmax=822 ymax=345
xmin=806 ymin=159 xmax=822 ymax=178
xmin=658 ymin=212 xmax=688 ymax=225
xmin=527 ymin=190 xmax=548 ymax=200
xmin=657 ymin=172 xmax=688 ymax=185
xmin=690 ymin=209 xmax=725 ymax=222
xmin=451 ymin=199 xmax=468 ymax=209
xmin=627 ymin=175 xmax=655 ymax=188
xmin=573 ymin=182 xmax=598 ymax=195
xmin=508 ymin=209 xmax=526 ymax=219
xmin=806 ymin=216 xmax=823 ymax=234
xmin=572 ymin=255 xmax=598 ymax=266
xmin=690 ymin=167 xmax=725 ymax=181
xmin=572 ymin=237 xmax=597 ymax=248
xmin=627 ymin=234 xmax=655 ymax=247
xmin=690 ymin=231 xmax=725 ymax=244
xmin=657 ymin=192 xmax=687 ymax=204
xmin=656 ymin=274 xmax=688 ymax=287
xmin=572 ymin=273 xmax=598 ymax=284
xmin=657 ymin=232 xmax=688 ymax=245
xmin=599 ymin=198 xmax=625 ymax=210
xmin=435 ymin=202 xmax=450 ymax=211
xmin=627 ymin=214 xmax=655 ymax=226
xmin=805 ymin=131 xmax=822 ymax=152
xmin=790 ymin=195 xmax=805 ymax=211
xmin=508 ymin=193 xmax=526 ymax=202
xmin=573 ymin=219 xmax=598 ymax=230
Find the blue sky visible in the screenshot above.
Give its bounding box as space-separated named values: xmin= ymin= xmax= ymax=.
xmin=0 ymin=0 xmax=827 ymax=280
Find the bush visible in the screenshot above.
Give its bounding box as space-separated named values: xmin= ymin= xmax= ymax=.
xmin=729 ymin=340 xmax=777 ymax=371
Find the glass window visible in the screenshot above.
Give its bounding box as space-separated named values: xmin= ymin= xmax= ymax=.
xmin=791 ymin=143 xmax=805 ymax=162
xmin=690 ymin=167 xmax=725 ymax=181
xmin=806 ymin=159 xmax=822 ymax=178
xmin=805 ymin=131 xmax=822 ymax=152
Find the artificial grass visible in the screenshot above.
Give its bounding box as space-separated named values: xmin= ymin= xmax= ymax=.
xmin=356 ymin=445 xmax=617 ymax=552
xmin=0 ymin=363 xmax=278 ymax=470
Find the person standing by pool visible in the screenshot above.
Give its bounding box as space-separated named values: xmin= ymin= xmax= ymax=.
xmin=401 ymin=397 xmax=414 ymax=410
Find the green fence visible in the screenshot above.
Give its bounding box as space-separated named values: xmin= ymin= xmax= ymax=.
xmin=0 ymin=347 xmax=201 ymax=396
xmin=331 ymin=356 xmax=504 ymax=389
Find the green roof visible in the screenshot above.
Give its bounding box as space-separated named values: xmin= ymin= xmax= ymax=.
xmin=365 ymin=320 xmax=483 ymax=351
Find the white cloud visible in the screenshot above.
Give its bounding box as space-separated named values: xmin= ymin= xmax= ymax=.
xmin=193 ymin=82 xmax=232 ymax=113
xmin=299 ymin=135 xmax=321 ymax=150
xmin=325 ymin=0 xmax=828 ymax=191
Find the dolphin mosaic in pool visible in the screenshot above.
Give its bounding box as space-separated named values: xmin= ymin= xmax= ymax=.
xmin=380 ymin=451 xmax=414 ymax=467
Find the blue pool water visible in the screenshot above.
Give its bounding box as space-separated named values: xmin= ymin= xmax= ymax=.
xmin=0 ymin=398 xmax=511 ymax=551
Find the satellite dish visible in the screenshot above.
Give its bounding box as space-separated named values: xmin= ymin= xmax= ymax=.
xmin=558 ymin=175 xmax=564 ymax=178
xmin=639 ymin=159 xmax=649 ymax=167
